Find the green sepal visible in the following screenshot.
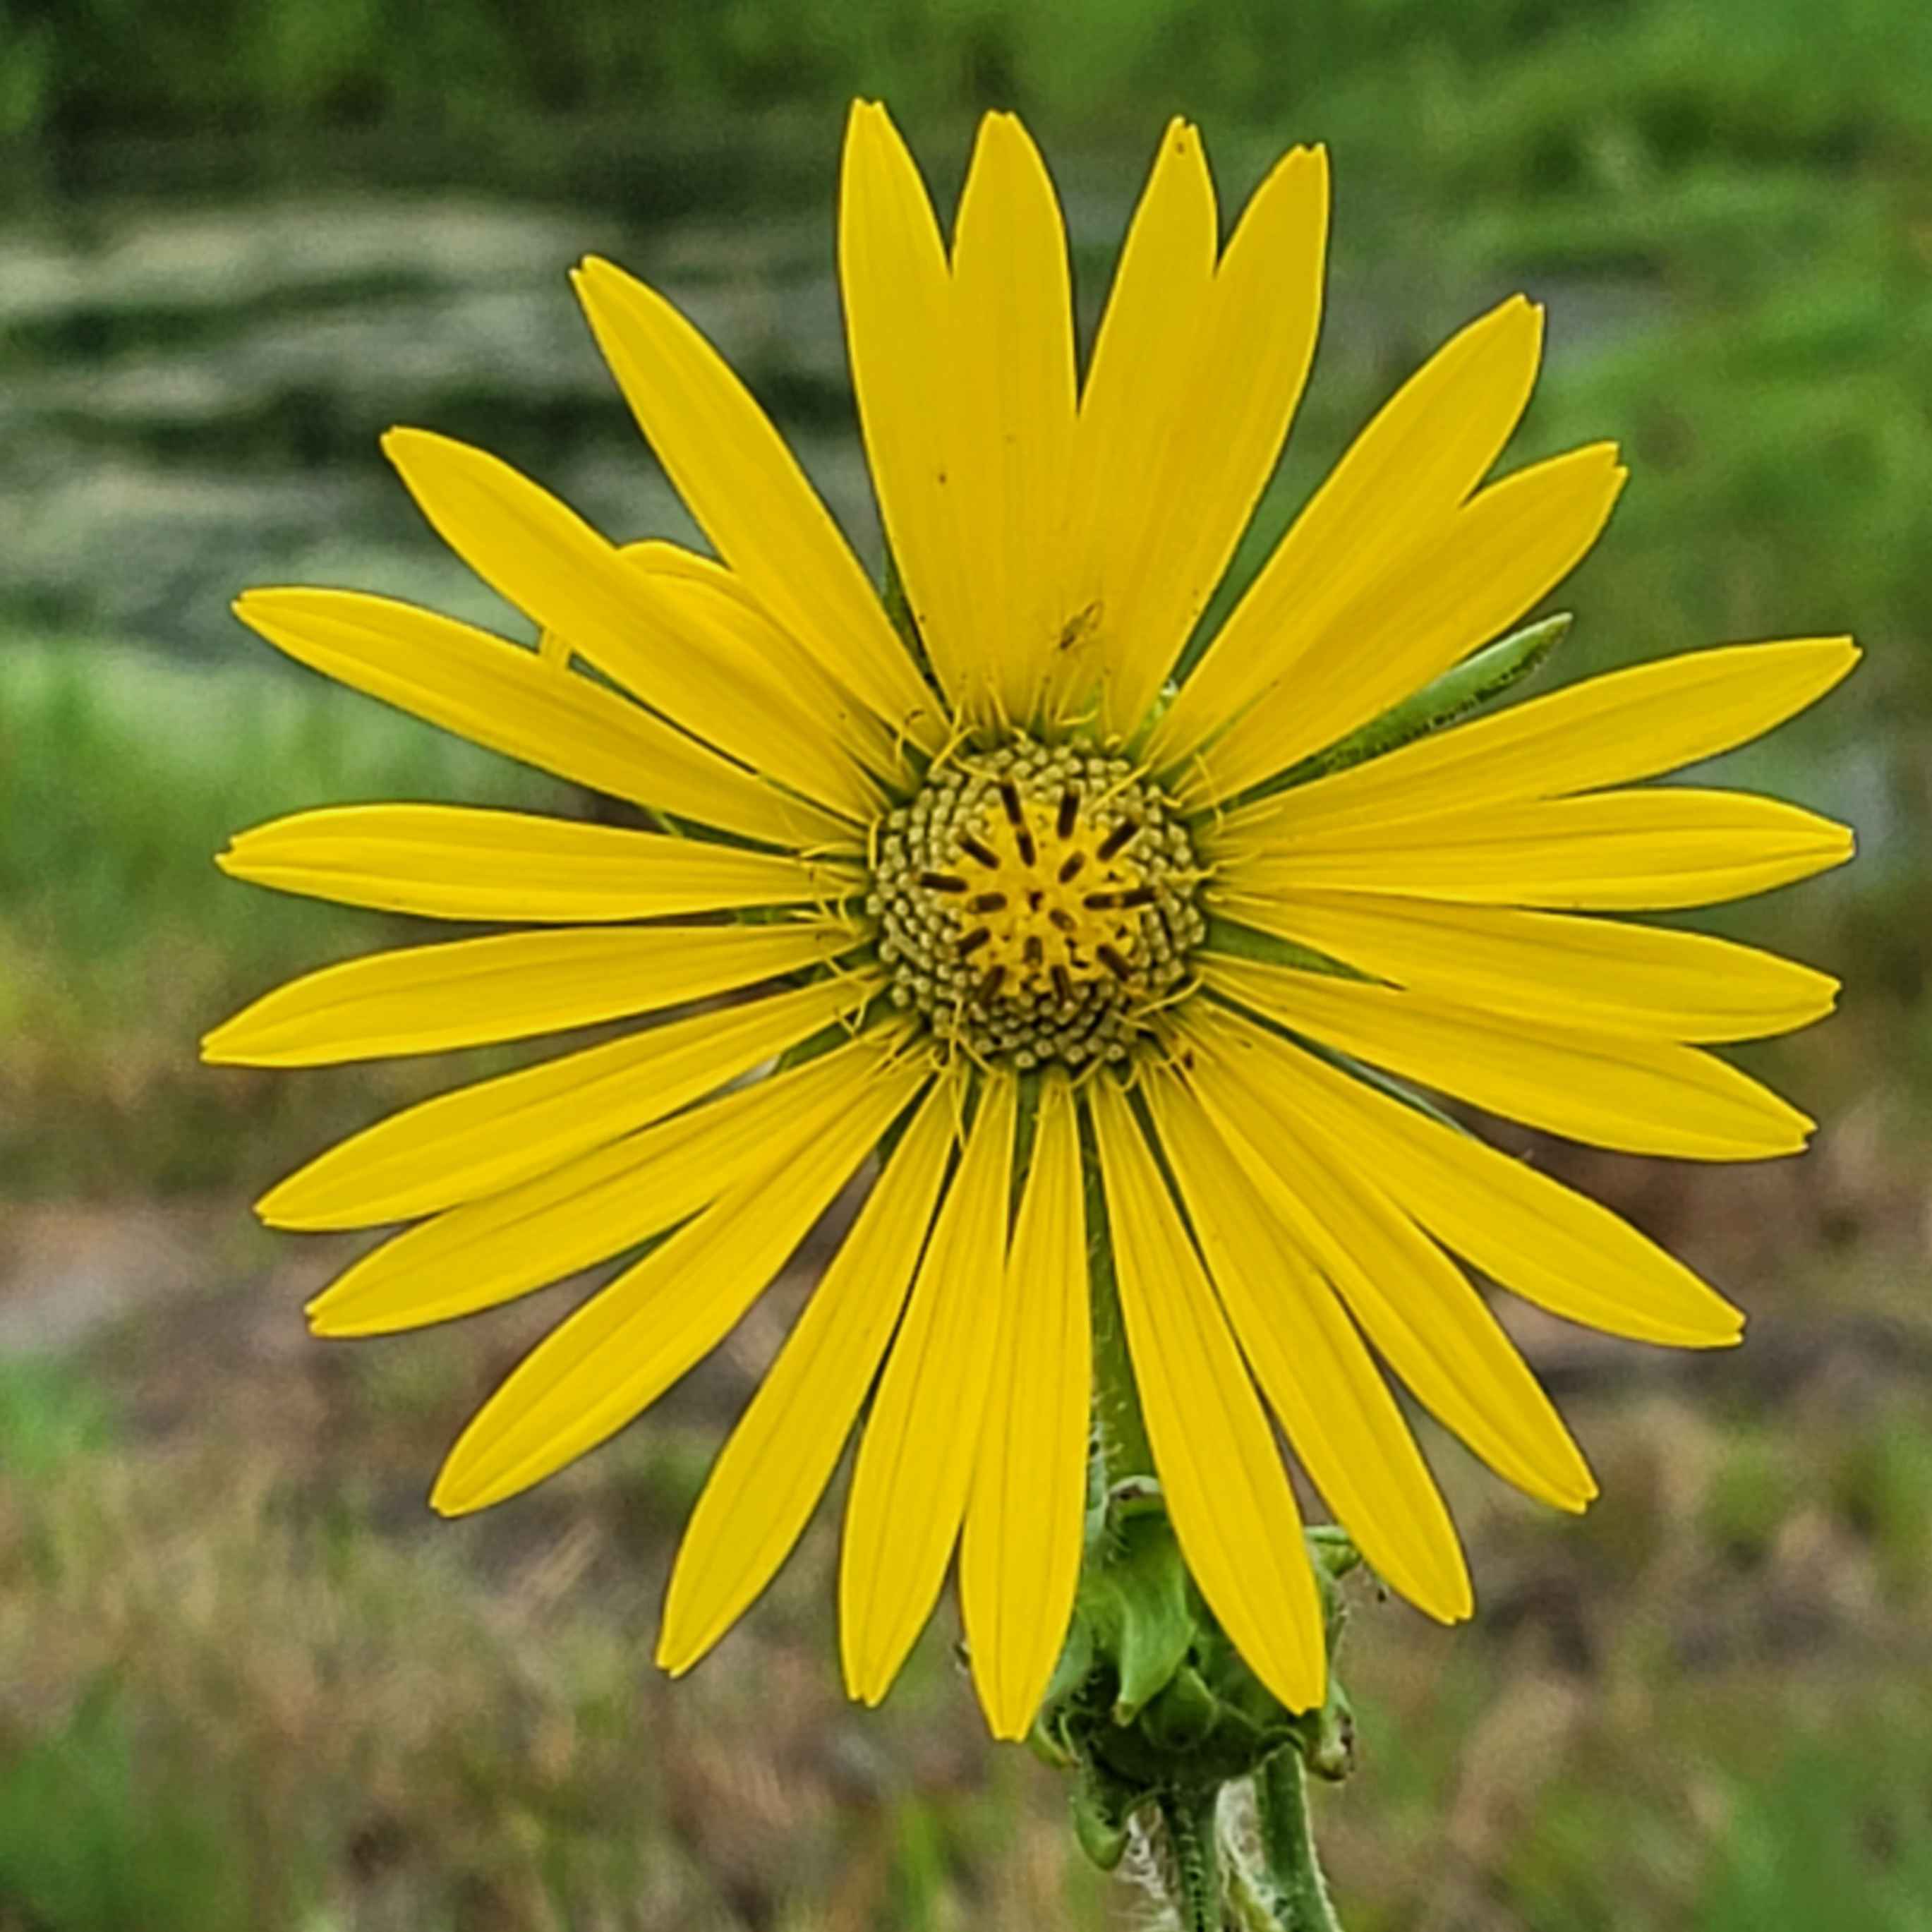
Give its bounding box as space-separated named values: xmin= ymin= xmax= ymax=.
xmin=1227 ymin=610 xmax=1572 ymax=811
xmin=1080 ymin=1509 xmax=1197 ymax=1725
xmin=1296 ymin=1673 xmax=1356 ymax=1785
xmin=1039 ymin=1480 xmax=1363 ymax=1864
xmin=1141 ymin=1664 xmax=1221 ymax=1754
xmin=1070 ymin=1763 xmax=1137 ymax=1871
xmin=1200 ymin=915 xmax=1365 ymax=981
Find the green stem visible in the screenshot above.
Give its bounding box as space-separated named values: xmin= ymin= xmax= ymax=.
xmin=1252 ymin=1751 xmax=1345 ymax=1932
xmin=1085 ymin=1147 xmax=1154 ymax=1486
xmin=1157 ymin=1789 xmax=1222 ymax=1932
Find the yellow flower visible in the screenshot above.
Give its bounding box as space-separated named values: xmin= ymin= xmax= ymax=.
xmin=206 ymin=104 xmax=1856 ymax=1741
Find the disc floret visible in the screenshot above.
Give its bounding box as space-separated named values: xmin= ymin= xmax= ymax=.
xmin=869 ymin=735 xmax=1205 ymax=1068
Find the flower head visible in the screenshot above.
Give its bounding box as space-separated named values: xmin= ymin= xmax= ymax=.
xmin=207 ymin=104 xmax=1855 ymax=1739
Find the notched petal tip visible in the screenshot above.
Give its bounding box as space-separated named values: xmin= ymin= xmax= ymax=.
xmin=571 ymin=253 xmax=629 ymax=296
xmin=1554 ymin=1480 xmax=1599 ymax=1518
xmin=1492 ymin=291 xmax=1547 ymax=352
xmin=427 ymin=1479 xmax=471 ymax=1520
xmin=198 ymin=1016 xmax=245 ymax=1065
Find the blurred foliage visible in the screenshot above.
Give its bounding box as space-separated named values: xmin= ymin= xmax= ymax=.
xmin=0 ymin=645 xmax=564 ymax=1193
xmin=4 ymin=0 xmax=1931 ymax=167
xmin=0 ymin=1358 xmax=114 ymax=1480
xmin=1696 ymin=1727 xmax=1932 ymax=1931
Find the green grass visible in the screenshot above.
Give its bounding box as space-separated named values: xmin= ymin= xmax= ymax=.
xmin=0 ymin=1682 xmax=282 ymax=1932
xmin=1697 ymin=1724 xmax=1932 ymax=1932
xmin=0 ymin=1358 xmax=116 ymax=1480
xmin=0 ymin=641 xmax=569 ymax=1193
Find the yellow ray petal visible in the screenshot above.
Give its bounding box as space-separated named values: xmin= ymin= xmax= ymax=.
xmin=1142 ymin=1068 xmax=1472 ymax=1623
xmin=658 ymin=1079 xmax=956 ymax=1676
xmin=1146 ymin=294 xmax=1545 ymax=771
xmin=841 ymin=1072 xmax=1017 ymax=1705
xmin=569 ymin=253 xmax=943 ymax=751
xmin=960 ymin=1070 xmax=1089 ymax=1739
xmin=615 ymin=541 xmax=914 ymax=789
xmin=255 ymin=972 xmax=879 ymax=1231
xmin=233 ymin=586 xmax=831 ymax=845
xmin=380 ymin=429 xmax=876 ymax=826
xmin=1181 ymin=442 xmax=1627 ymax=806
xmin=1183 ymin=1012 xmax=1596 ymax=1510
xmin=430 ymin=1046 xmax=930 ymax=1514
xmin=948 ymin=111 xmax=1078 ymax=725
xmin=1210 ymin=891 xmax=1838 ymax=1044
xmin=204 ymin=919 xmax=861 ymax=1066
xmin=1048 ymin=119 xmax=1216 ymax=728
xmin=1204 ymin=953 xmax=1811 ymax=1160
xmin=1088 ymin=1076 xmax=1326 ymax=1713
xmin=1221 ymin=636 xmax=1862 ymax=846
xmin=306 ymin=1032 xmax=892 ymax=1336
xmin=1192 ymin=1011 xmax=1742 ymax=1348
xmin=1087 ymin=142 xmax=1330 ymax=742
xmin=839 ymin=100 xmax=976 ymax=716
xmin=1215 ymin=787 xmax=1856 ymax=912
xmin=218 ymin=804 xmax=860 ymax=924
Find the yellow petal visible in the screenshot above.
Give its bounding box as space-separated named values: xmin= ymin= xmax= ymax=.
xmin=233 ymin=586 xmax=829 ymax=845
xmin=948 ymin=112 xmax=1079 ymax=725
xmin=839 ymin=101 xmax=977 ymax=718
xmin=306 ymin=1032 xmax=892 ymax=1336
xmin=1088 ymin=1075 xmax=1326 ymax=1713
xmin=380 ymin=429 xmax=876 ymax=826
xmin=1183 ymin=1009 xmax=1596 ymax=1511
xmin=1048 ymin=118 xmax=1216 ymax=728
xmin=430 ymin=1045 xmax=930 ymax=1514
xmin=203 ymin=919 xmax=860 ymax=1066
xmin=570 ymin=253 xmax=943 ymax=751
xmin=1143 ymin=1068 xmax=1472 ymax=1623
xmin=1193 ymin=1013 xmax=1742 ymax=1348
xmin=1203 ymin=953 xmax=1813 ymax=1160
xmin=1216 ymin=786 xmax=1856 ymax=912
xmin=217 ymin=804 xmax=859 ymax=924
xmin=1085 ymin=142 xmax=1331 ymax=742
xmin=1181 ymin=442 xmax=1628 ymax=806
xmin=841 ymin=1072 xmax=1017 ymax=1705
xmin=658 ymin=1079 xmax=956 ymax=1676
xmin=1211 ymin=891 xmax=1838 ymax=1043
xmin=960 ymin=1070 xmax=1089 ymax=1739
xmin=255 ymin=972 xmax=879 ymax=1231
xmin=615 ymin=541 xmax=914 ymax=789
xmin=1221 ymin=636 xmax=1862 ymax=845
xmin=1146 ymin=294 xmax=1546 ymax=771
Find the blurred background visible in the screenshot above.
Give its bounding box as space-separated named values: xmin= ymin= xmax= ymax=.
xmin=1 ymin=1 xmax=1929 ymax=1926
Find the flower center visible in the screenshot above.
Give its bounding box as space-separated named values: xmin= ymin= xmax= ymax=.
xmin=871 ymin=736 xmax=1205 ymax=1068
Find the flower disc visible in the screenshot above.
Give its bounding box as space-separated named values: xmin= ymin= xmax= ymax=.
xmin=871 ymin=734 xmax=1205 ymax=1068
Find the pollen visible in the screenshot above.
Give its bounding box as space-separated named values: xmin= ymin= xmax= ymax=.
xmin=869 ymin=736 xmax=1206 ymax=1068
